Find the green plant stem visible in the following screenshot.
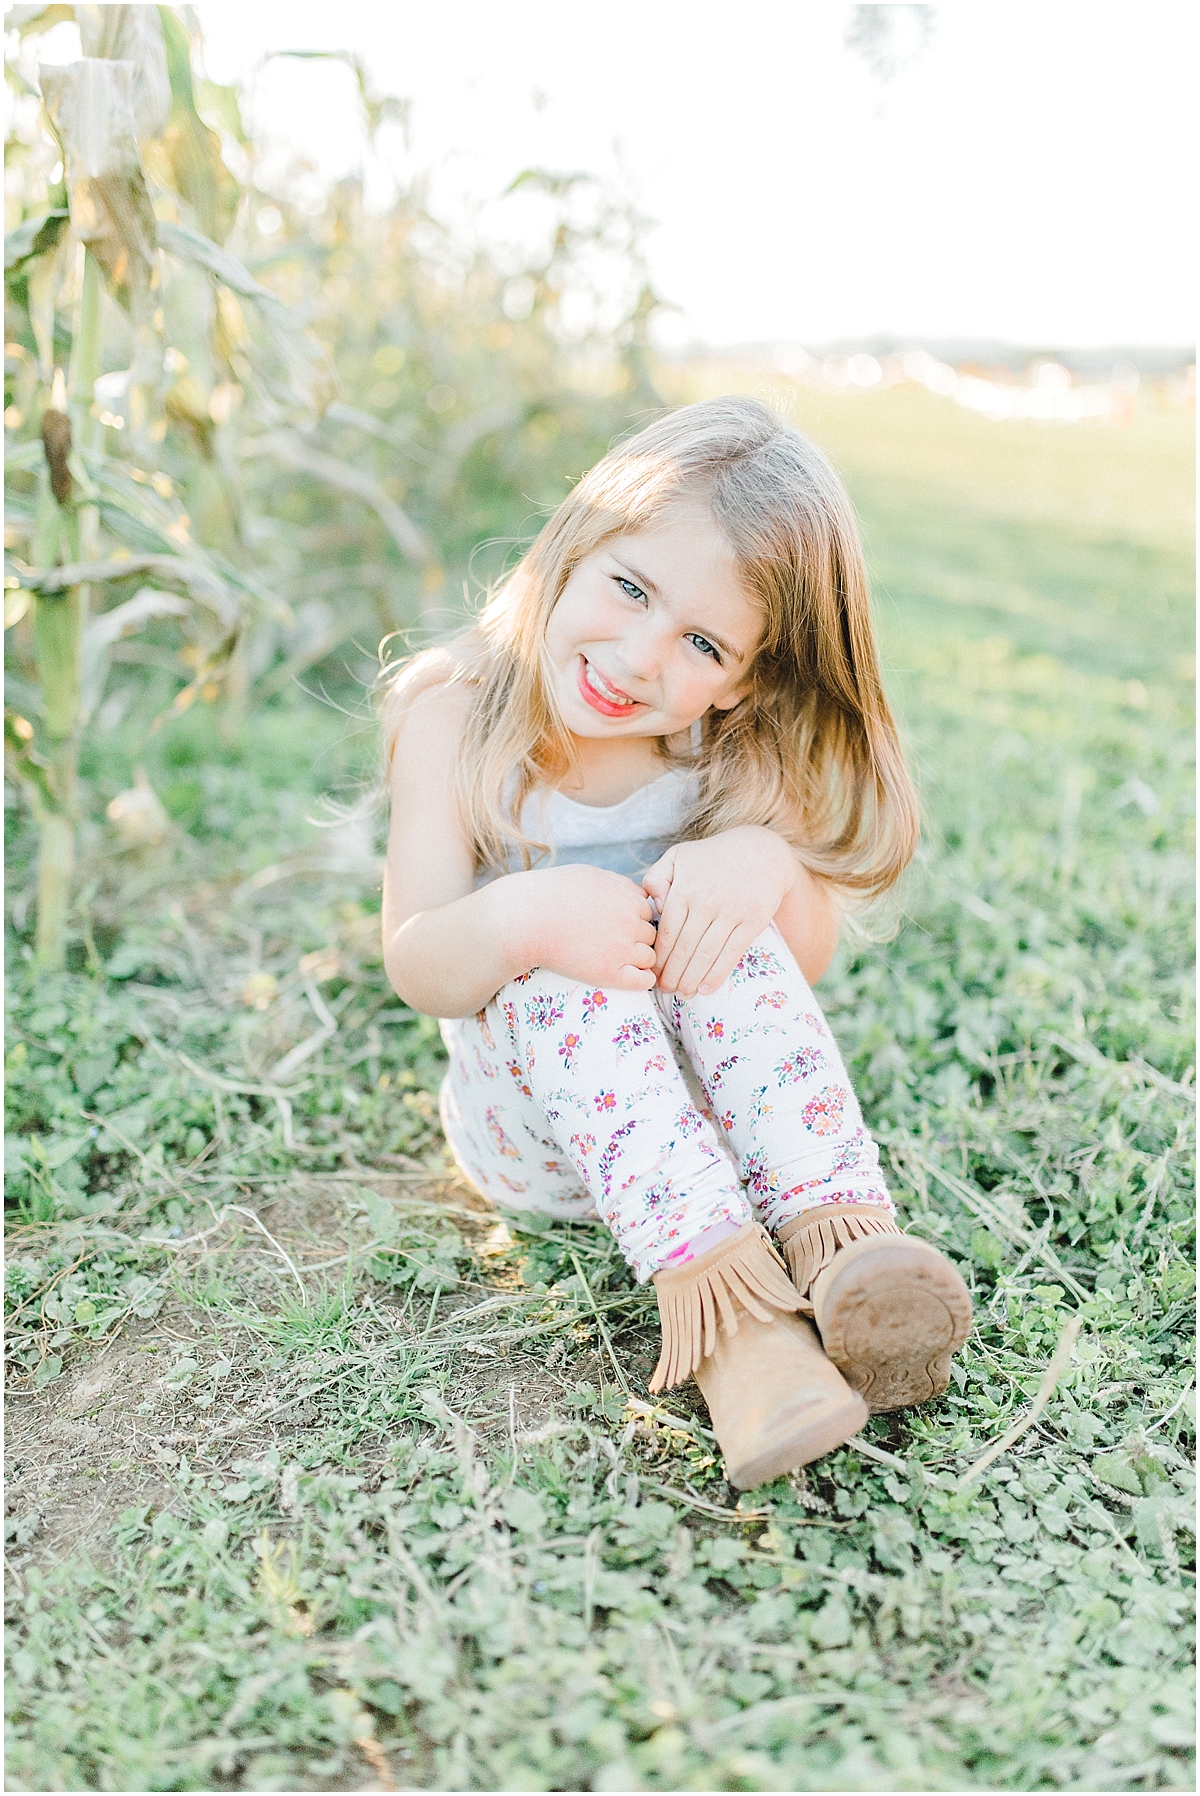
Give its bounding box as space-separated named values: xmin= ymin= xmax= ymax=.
xmin=31 ymin=249 xmax=103 ymax=971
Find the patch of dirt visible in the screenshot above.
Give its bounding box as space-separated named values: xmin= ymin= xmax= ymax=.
xmin=5 ymin=1173 xmax=662 ymax=1571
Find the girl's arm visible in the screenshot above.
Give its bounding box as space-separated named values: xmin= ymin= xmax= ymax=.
xmin=642 ymin=825 xmax=839 ymax=998
xmin=770 ymin=852 xmax=840 ymax=983
xmin=383 ymin=683 xmax=658 ymax=1017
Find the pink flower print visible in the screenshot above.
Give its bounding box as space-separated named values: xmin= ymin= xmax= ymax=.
xmin=498 ymin=1174 xmax=529 ymax=1194
xmin=512 ymin=971 xmax=533 ymax=984
xmin=485 ymin=1105 xmax=521 ymax=1159
xmin=502 ymin=1001 xmax=519 ymax=1043
xmin=525 ymin=993 xmax=565 ymax=1031
xmin=474 ymin=1046 xmax=498 ymax=1080
xmin=718 ymin=1110 xmax=734 ymax=1133
xmin=581 ymin=988 xmax=608 ymax=1025
xmin=540 ymin=1085 xmax=587 ymax=1124
xmin=644 ymin=1053 xmax=668 ymax=1074
xmin=742 ymin=1148 xmax=780 ymax=1198
xmin=731 ymin=945 xmax=784 ymax=986
xmin=613 ymin=1015 xmax=657 ymax=1055
xmin=754 ymin=989 xmax=788 ymax=1011
xmin=775 ymin=1045 xmax=827 ymax=1085
xmin=569 ymin=1131 xmax=597 ymax=1158
xmin=594 ymin=1089 xmax=617 ymax=1112
xmin=641 ymin=1178 xmax=674 ymax=1213
xmin=706 ymin=1018 xmax=725 ymax=1040
xmin=802 ymin=1011 xmax=829 ymax=1037
xmin=802 ymin=1084 xmax=847 ymax=1137
xmin=558 ymin=1031 xmax=582 ymax=1070
xmin=506 ymin=1059 xmax=533 ymax=1098
xmin=748 ymin=1083 xmax=773 ymax=1123
xmin=832 ymin=1127 xmax=867 ymax=1176
xmin=675 ymin=1104 xmax=705 ymax=1137
xmin=707 ymin=1055 xmax=742 ymax=1091
xmin=599 ymin=1119 xmax=640 ymax=1196
xmin=475 ymin=1009 xmax=495 ymax=1048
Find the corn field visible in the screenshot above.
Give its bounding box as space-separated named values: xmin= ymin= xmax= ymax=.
xmin=5 ymin=4 xmax=661 ymax=973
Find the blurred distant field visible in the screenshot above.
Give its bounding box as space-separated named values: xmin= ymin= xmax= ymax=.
xmin=6 ymin=384 xmax=1195 ymax=1792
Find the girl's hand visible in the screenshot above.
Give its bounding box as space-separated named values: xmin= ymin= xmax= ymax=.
xmin=502 ymin=863 xmax=659 ymax=991
xmin=642 ymin=827 xmax=798 ymax=996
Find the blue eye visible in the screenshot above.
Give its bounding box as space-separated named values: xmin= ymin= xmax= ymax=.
xmin=616 ymin=577 xmax=647 ymax=603
xmin=686 ymin=633 xmax=722 ymax=663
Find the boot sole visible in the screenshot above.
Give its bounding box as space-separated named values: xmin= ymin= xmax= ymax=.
xmin=724 ymin=1387 xmax=869 ymax=1489
xmin=814 ymin=1237 xmax=972 ymax=1413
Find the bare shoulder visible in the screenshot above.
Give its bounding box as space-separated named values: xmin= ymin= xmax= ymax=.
xmin=386 ymin=663 xmax=475 ymax=780
xmin=385 ymin=667 xmax=477 ymax=911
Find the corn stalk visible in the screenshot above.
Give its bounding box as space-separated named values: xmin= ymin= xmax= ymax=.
xmin=5 ymin=7 xmax=323 ymax=973
xmin=26 ymin=249 xmax=102 ymax=967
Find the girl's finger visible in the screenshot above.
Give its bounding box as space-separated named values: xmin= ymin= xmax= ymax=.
xmin=641 ymin=849 xmax=675 ymax=901
xmin=617 ymin=964 xmax=657 ymax=990
xmin=641 ymin=869 xmax=670 ymax=907
xmin=652 ymin=892 xmax=689 ymax=971
xmin=674 ymin=919 xmax=740 ymax=997
xmin=628 ymin=940 xmax=657 ymax=969
xmin=695 ymin=922 xmax=758 ymax=995
xmin=660 ymin=910 xmax=726 ymax=991
xmin=657 ymin=907 xmax=711 ymax=988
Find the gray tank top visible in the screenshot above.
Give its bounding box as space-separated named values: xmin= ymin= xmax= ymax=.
xmin=474 ymin=766 xmax=697 ymax=887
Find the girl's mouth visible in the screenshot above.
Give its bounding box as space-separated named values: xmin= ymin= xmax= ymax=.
xmin=577 ymin=657 xmax=645 ymax=718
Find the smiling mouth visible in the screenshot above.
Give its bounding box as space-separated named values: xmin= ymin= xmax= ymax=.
xmin=578 ymin=657 xmax=645 ymax=717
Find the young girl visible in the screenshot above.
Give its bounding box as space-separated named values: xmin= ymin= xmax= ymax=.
xmin=382 ymin=397 xmax=971 ymax=1489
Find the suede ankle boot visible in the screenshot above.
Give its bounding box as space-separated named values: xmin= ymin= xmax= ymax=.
xmin=649 ymin=1222 xmax=868 ymax=1488
xmin=777 ymin=1204 xmax=972 ymax=1413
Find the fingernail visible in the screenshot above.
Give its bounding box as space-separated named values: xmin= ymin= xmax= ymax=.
xmin=698 ymin=985 xmax=711 ymax=995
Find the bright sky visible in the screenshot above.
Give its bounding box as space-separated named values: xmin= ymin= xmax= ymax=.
xmin=193 ymin=0 xmax=1195 ymax=349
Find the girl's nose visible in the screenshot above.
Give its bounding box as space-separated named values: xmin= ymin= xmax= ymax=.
xmin=615 ymin=618 xmax=669 ymax=683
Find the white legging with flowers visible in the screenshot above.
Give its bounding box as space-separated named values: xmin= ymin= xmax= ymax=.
xmin=438 ymin=925 xmax=894 ymax=1284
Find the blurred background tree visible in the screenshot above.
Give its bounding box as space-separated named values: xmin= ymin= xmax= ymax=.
xmin=5 ymin=4 xmax=660 ymax=974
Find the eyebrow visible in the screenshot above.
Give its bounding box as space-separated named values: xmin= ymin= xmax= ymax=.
xmin=613 ymin=557 xmax=748 ymax=664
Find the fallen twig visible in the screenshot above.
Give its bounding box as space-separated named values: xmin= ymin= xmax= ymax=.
xmin=959 ymin=1314 xmax=1082 ymax=1487
xmin=638 ymin=1479 xmax=773 ymax=1521
xmin=569 ymin=1248 xmax=630 ymax=1393
xmin=845 ymin=1436 xmax=908 ymax=1473
xmin=267 ymin=981 xmax=339 ymax=1085
xmin=156 ymin=1202 xmax=308 ymax=1305
xmin=175 ymin=1053 xmax=307 ymax=1148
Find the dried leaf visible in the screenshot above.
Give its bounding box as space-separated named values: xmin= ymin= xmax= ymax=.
xmin=39 ymin=59 xmax=157 ymax=317
xmin=76 ymin=5 xmax=171 ymax=139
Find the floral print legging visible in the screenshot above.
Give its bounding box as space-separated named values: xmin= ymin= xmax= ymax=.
xmin=438 ymin=925 xmax=893 ymax=1283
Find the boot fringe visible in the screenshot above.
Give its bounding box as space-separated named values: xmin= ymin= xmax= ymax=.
xmin=649 ymin=1224 xmax=802 ymax=1394
xmin=778 ymin=1206 xmax=901 ymax=1305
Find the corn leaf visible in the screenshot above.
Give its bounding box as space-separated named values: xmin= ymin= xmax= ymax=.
xmin=4 ymin=208 xmax=70 ymax=277
xmin=244 ymin=429 xmax=436 ymax=568
xmin=23 ymin=553 xmax=241 ymax=629
xmin=156 ymin=6 xmax=239 ymax=244
xmin=157 ymin=220 xmax=335 ymax=414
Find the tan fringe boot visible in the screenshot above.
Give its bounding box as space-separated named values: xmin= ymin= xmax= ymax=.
xmin=778 ymin=1204 xmax=973 ymax=1413
xmin=649 ymin=1222 xmax=867 ymax=1489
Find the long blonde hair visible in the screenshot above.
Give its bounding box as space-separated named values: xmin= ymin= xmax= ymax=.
xmin=383 ymin=396 xmax=918 ymax=898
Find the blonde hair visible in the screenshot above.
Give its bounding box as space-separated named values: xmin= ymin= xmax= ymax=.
xmin=383 ymin=396 xmax=918 ymax=898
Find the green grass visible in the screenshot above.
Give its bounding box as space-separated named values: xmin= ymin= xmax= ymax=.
xmin=5 ymin=385 xmax=1194 ymax=1792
